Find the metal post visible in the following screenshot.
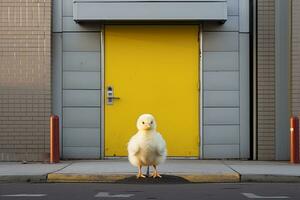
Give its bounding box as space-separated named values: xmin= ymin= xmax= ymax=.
xmin=290 ymin=116 xmax=299 ymax=163
xmin=50 ymin=115 xmax=60 ymax=163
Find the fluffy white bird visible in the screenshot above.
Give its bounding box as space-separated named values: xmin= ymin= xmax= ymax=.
xmin=128 ymin=114 xmax=167 ymax=178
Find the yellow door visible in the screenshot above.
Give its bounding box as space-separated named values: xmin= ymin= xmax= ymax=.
xmin=104 ymin=25 xmax=199 ymax=157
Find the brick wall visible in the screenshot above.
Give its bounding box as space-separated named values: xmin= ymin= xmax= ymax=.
xmin=0 ymin=0 xmax=51 ymax=161
xmin=256 ymin=0 xmax=276 ymax=160
xmin=291 ymin=0 xmax=300 ymax=154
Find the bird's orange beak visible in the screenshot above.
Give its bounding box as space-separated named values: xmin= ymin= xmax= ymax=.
xmin=144 ymin=124 xmax=151 ymax=130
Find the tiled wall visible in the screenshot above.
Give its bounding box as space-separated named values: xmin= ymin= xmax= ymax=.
xmin=0 ymin=0 xmax=51 ymax=161
xmin=256 ymin=0 xmax=276 ymax=160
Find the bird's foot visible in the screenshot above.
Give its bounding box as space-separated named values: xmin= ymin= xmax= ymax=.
xmin=150 ymin=172 xmax=162 ymax=178
xmin=136 ymin=173 xmax=146 ymax=179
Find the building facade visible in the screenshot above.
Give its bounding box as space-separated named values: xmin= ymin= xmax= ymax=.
xmin=0 ymin=0 xmax=297 ymax=161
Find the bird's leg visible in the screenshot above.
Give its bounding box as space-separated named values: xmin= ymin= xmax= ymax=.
xmin=137 ymin=165 xmax=146 ymax=179
xmin=151 ymin=165 xmax=162 ymax=178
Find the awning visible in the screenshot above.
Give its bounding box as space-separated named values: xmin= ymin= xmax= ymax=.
xmin=73 ymin=0 xmax=227 ymax=22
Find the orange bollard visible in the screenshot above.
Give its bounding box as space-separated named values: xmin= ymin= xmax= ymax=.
xmin=50 ymin=115 xmax=60 ymax=163
xmin=290 ymin=116 xmax=299 ymax=164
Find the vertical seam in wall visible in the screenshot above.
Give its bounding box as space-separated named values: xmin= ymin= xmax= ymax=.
xmin=255 ymin=0 xmax=258 ymax=160
xmin=290 ymin=0 xmax=293 ymax=115
xmin=61 ymin=0 xmax=64 ymax=157
xmin=199 ymin=24 xmax=203 ymax=159
xmin=238 ymin=3 xmax=241 ymax=158
xmin=249 ymin=0 xmax=255 ymax=160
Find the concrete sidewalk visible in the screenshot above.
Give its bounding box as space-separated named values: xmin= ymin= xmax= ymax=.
xmin=1 ymin=160 xmax=300 ymax=183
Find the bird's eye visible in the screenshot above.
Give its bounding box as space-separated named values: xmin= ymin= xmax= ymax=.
xmin=142 ymin=122 xmax=144 ymax=124
xmin=151 ymin=121 xmax=153 ymax=124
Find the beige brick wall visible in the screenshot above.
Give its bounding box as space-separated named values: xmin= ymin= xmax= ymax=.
xmin=256 ymin=0 xmax=276 ymax=160
xmin=0 ymin=0 xmax=51 ymax=161
xmin=291 ymin=0 xmax=300 ymax=154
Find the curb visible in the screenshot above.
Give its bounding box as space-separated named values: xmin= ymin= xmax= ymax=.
xmin=177 ymin=173 xmax=240 ymax=183
xmin=0 ymin=175 xmax=47 ymax=183
xmin=47 ymin=173 xmax=240 ymax=183
xmin=241 ymin=174 xmax=300 ymax=182
xmin=3 ymin=174 xmax=300 ymax=183
xmin=47 ymin=174 xmax=133 ymax=183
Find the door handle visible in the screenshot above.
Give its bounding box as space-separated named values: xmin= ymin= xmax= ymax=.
xmin=107 ymin=86 xmax=120 ymax=105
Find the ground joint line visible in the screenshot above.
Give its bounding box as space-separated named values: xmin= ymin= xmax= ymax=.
xmin=95 ymin=192 xmax=134 ymax=198
xmin=242 ymin=192 xmax=289 ymax=199
xmin=1 ymin=194 xmax=47 ymax=197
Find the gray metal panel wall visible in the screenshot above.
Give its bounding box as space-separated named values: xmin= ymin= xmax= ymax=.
xmin=256 ymin=0 xmax=276 ymax=160
xmin=52 ymin=0 xmax=101 ymax=159
xmin=275 ymin=0 xmax=290 ymax=160
xmin=202 ymin=0 xmax=250 ymax=159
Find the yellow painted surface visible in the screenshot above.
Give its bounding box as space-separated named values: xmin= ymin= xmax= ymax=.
xmin=104 ymin=25 xmax=199 ymax=157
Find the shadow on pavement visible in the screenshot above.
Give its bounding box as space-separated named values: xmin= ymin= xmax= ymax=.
xmin=116 ymin=175 xmax=190 ymax=184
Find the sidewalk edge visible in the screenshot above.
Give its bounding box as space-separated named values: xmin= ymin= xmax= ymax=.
xmin=0 ymin=175 xmax=47 ymax=183
xmin=47 ymin=173 xmax=241 ymax=183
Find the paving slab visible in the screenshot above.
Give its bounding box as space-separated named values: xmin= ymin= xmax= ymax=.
xmin=224 ymin=160 xmax=300 ymax=182
xmin=0 ymin=162 xmax=69 ymax=182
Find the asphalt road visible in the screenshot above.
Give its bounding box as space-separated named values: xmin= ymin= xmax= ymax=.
xmin=0 ymin=183 xmax=299 ymax=200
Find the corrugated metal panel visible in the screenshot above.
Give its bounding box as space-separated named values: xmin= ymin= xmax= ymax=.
xmin=203 ymin=52 xmax=239 ymax=71
xmin=203 ymin=144 xmax=240 ymax=158
xmin=59 ymin=0 xmax=102 ymax=158
xmin=201 ymin=0 xmax=250 ymax=159
xmin=227 ymin=0 xmax=239 ymax=16
xmin=63 ymin=108 xmax=101 ymax=128
xmin=63 ymin=52 xmax=100 ymax=72
xmin=63 ymin=72 xmax=101 ymax=89
xmin=256 ymin=0 xmax=276 ymax=160
xmin=204 ymin=125 xmax=239 ymax=144
xmin=204 ymin=91 xmax=239 ymax=107
xmin=63 ymin=90 xmax=101 ymax=107
xmin=204 ymin=108 xmax=240 ymax=125
xmin=204 ymin=72 xmax=239 ymax=90
xmin=63 ymin=147 xmax=100 ymax=159
xmin=63 ymin=33 xmax=100 ymax=52
xmin=63 ymin=0 xmax=73 ymax=17
xmin=203 ymin=32 xmax=239 ymax=51
xmin=63 ymin=128 xmax=100 ymax=147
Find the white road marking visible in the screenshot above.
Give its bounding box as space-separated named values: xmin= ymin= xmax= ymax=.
xmin=242 ymin=193 xmax=289 ymax=199
xmin=1 ymin=194 xmax=47 ymax=197
xmin=94 ymin=192 xmax=134 ymax=198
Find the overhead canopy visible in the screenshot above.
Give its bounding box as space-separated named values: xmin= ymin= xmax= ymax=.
xmin=73 ymin=0 xmax=227 ymax=22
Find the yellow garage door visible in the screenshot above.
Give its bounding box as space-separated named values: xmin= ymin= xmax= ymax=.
xmin=104 ymin=25 xmax=199 ymax=157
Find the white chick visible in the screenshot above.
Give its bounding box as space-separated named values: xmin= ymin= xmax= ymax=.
xmin=128 ymin=114 xmax=167 ymax=178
